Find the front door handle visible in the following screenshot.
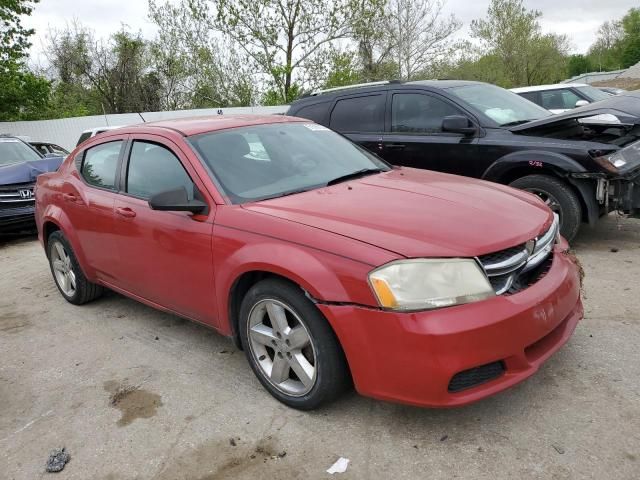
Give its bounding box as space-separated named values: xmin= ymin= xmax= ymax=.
xmin=116 ymin=207 xmax=136 ymax=218
xmin=386 ymin=143 xmax=406 ymax=150
xmin=62 ymin=193 xmax=78 ymax=202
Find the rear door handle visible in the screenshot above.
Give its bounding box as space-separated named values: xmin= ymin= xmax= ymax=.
xmin=116 ymin=207 xmax=136 ymax=218
xmin=62 ymin=193 xmax=77 ymax=202
xmin=386 ymin=143 xmax=406 ymax=150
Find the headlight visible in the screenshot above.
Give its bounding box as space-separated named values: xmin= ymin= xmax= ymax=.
xmin=368 ymin=258 xmax=495 ymax=311
xmin=592 ymin=146 xmax=640 ymax=174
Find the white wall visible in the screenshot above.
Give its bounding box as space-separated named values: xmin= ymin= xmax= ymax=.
xmin=0 ymin=105 xmax=288 ymax=151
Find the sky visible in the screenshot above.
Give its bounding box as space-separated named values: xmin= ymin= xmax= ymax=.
xmin=24 ymin=0 xmax=638 ymax=66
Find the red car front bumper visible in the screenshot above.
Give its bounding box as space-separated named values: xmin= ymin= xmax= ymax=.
xmin=319 ymin=245 xmax=583 ymax=408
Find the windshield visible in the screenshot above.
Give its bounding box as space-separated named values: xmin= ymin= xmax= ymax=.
xmin=0 ymin=138 xmax=41 ymax=166
xmin=575 ymin=85 xmax=612 ymax=103
xmin=448 ymin=84 xmax=552 ymax=126
xmin=189 ymin=122 xmax=390 ymax=203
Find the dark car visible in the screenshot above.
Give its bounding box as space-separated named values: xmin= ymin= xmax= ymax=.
xmin=30 ymin=142 xmax=70 ymax=157
xmin=287 ymin=80 xmax=640 ymax=240
xmin=0 ymin=135 xmax=64 ymax=233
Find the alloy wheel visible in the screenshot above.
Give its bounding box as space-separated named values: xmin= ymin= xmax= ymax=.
xmin=524 ymin=188 xmax=563 ymax=225
xmin=50 ymin=240 xmax=76 ymax=297
xmin=247 ymin=299 xmax=317 ymax=396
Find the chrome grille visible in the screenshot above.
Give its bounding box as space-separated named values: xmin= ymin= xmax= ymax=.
xmin=0 ymin=182 xmax=35 ymax=210
xmin=478 ymin=215 xmax=559 ymax=295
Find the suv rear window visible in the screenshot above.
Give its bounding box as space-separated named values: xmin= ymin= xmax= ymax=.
xmin=294 ymin=102 xmax=330 ymax=124
xmin=330 ymin=95 xmax=385 ymax=133
xmin=81 ymin=141 xmax=123 ymax=190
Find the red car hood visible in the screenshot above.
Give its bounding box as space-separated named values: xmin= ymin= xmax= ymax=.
xmin=243 ymin=168 xmax=554 ymax=258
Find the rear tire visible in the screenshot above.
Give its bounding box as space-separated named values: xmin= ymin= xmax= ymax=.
xmin=47 ymin=231 xmax=103 ymax=305
xmin=239 ymin=278 xmax=350 ymax=410
xmin=509 ymin=174 xmax=582 ymax=241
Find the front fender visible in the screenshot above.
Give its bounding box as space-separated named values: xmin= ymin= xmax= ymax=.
xmin=483 ymin=150 xmax=587 ymax=182
xmin=214 ymin=233 xmax=377 ymax=335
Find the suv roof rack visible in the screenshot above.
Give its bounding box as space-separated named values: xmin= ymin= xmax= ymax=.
xmin=309 ymin=80 xmax=402 ymax=97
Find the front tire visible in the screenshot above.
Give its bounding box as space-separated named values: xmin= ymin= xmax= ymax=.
xmin=509 ymin=174 xmax=582 ymax=241
xmin=48 ymin=231 xmax=103 ymax=305
xmin=239 ymin=278 xmax=350 ymax=410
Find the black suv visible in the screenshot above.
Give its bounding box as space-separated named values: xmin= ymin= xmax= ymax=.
xmin=287 ymin=80 xmax=640 ymax=240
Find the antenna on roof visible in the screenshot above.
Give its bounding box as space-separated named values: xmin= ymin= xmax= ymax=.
xmin=101 ymin=103 xmax=110 ymax=126
xmin=138 ymin=112 xmax=146 ymax=123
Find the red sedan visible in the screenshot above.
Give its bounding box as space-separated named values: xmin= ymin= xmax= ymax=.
xmin=35 ymin=115 xmax=583 ymax=410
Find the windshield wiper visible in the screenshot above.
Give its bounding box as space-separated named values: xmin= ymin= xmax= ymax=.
xmin=326 ymin=168 xmax=384 ymax=186
xmin=262 ymin=186 xmax=319 ymax=200
xmin=501 ymin=119 xmax=536 ymax=127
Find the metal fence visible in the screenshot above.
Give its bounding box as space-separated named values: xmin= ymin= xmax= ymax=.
xmin=0 ymin=105 xmax=288 ymax=152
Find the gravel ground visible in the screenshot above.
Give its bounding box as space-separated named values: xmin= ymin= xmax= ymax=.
xmin=1 ymin=215 xmax=639 ymax=479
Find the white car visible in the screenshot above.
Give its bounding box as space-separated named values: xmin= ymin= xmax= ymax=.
xmin=76 ymin=126 xmax=125 ymax=147
xmin=511 ymin=83 xmax=612 ymax=114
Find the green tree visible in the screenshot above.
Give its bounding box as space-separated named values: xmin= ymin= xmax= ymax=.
xmin=148 ymin=0 xmax=256 ymax=109
xmin=567 ymin=54 xmax=592 ymax=78
xmin=621 ymin=8 xmax=640 ymax=68
xmin=196 ymin=0 xmax=357 ymax=103
xmin=0 ymin=64 xmax=50 ymax=121
xmin=349 ymin=0 xmax=396 ymax=81
xmin=388 ymin=0 xmax=461 ymax=80
xmin=0 ymin=0 xmax=51 ymax=120
xmin=323 ymin=50 xmax=361 ymax=88
xmin=46 ymin=24 xmax=162 ymax=114
xmin=588 ymin=19 xmax=625 ymax=71
xmin=442 ymin=47 xmax=510 ymax=86
xmin=0 ymin=0 xmax=37 ymax=67
xmin=470 ymin=0 xmax=569 ymax=87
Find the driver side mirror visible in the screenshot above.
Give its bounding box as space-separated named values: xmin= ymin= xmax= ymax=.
xmin=442 ymin=115 xmax=477 ymax=135
xmin=575 ymin=100 xmax=590 ymax=108
xmin=148 ymin=187 xmax=208 ymax=214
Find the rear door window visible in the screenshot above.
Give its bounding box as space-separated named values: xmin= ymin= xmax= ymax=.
xmin=330 ymin=95 xmax=385 ymax=133
xmin=540 ymin=89 xmax=582 ymax=110
xmin=81 ymin=141 xmax=123 ymax=190
xmin=126 ymin=141 xmax=195 ymax=200
xmin=391 ymin=93 xmax=464 ymax=134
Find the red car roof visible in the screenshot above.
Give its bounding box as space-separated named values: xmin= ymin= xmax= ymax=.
xmin=131 ymin=114 xmax=304 ymax=136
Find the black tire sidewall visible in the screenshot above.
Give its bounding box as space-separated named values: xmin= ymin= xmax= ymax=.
xmin=239 ymin=278 xmax=348 ymax=410
xmin=47 ymin=231 xmax=102 ymax=305
xmin=48 ymin=232 xmax=81 ymax=303
xmin=510 ymin=175 xmax=582 ymax=241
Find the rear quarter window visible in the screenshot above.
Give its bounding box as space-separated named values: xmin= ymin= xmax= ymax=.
xmin=80 ymin=141 xmax=123 ymax=190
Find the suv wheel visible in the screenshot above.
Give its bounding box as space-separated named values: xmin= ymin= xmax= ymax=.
xmin=239 ymin=278 xmax=350 ymax=410
xmin=509 ymin=174 xmax=582 ymax=241
xmin=48 ymin=231 xmax=103 ymax=305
